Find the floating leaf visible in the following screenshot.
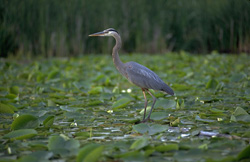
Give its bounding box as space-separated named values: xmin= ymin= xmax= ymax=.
xmin=172 ymin=84 xmax=193 ymax=91
xmin=133 ymin=123 xmax=168 ymax=135
xmin=132 ymin=123 xmax=149 ymax=134
xmin=150 ymin=112 xmax=168 ymax=120
xmin=77 ymin=144 xmax=104 ymax=162
xmin=206 ymin=78 xmax=218 ymax=89
xmin=198 ymin=143 xmax=208 ymax=150
xmin=18 ymin=151 xmax=53 ymax=162
xmin=43 ymin=115 xmax=55 ymax=128
xmin=237 ymin=145 xmax=250 ymax=160
xmin=233 ymin=107 xmax=248 ymax=116
xmin=130 ymin=137 xmax=149 ymax=150
xmin=48 ymin=135 xmax=80 ymax=157
xmin=3 ymin=129 xmax=37 ymax=140
xmin=88 ymin=86 xmax=103 ymax=95
xmin=230 ymin=73 xmax=246 ymax=82
xmin=155 ymin=99 xmax=176 ymax=109
xmin=0 ymin=103 xmax=14 ymax=114
xmin=10 ymin=86 xmax=19 ymax=95
xmin=231 ymin=107 xmax=250 ymax=123
xmin=215 ymin=82 xmax=224 ymax=92
xmin=233 ymin=115 xmax=250 ymax=123
xmin=210 ymin=108 xmax=225 ymax=114
xmin=195 ymin=115 xmax=215 ymax=123
xmin=199 ymin=97 xmax=220 ymax=103
xmin=155 ymin=144 xmax=179 ymax=152
xmin=11 ymin=114 xmax=39 ymax=130
xmin=176 ymin=99 xmax=185 ymax=109
xmin=5 ymin=93 xmax=18 ymax=99
xmin=47 ymin=69 xmax=59 ymax=80
xmin=170 ymin=118 xmax=180 ymax=127
xmin=74 ymin=132 xmax=91 ymax=140
xmin=47 ymin=99 xmax=56 ymax=107
xmin=112 ymin=97 xmax=131 ymax=110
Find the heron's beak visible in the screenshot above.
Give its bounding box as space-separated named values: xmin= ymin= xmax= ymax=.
xmin=89 ymin=31 xmax=106 ymax=37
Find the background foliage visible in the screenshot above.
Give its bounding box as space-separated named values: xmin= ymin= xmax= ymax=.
xmin=1 ymin=0 xmax=250 ymax=57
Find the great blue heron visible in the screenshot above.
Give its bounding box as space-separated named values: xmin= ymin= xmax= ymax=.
xmin=89 ymin=28 xmax=174 ymax=122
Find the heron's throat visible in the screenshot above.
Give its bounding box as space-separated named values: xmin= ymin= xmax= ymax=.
xmin=112 ymin=34 xmax=126 ymax=76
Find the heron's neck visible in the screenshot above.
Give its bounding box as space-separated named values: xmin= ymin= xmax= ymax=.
xmin=112 ymin=34 xmax=126 ymax=76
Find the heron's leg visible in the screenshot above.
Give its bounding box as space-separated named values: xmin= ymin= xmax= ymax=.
xmin=145 ymin=90 xmax=157 ymax=120
xmin=142 ymin=89 xmax=148 ymax=121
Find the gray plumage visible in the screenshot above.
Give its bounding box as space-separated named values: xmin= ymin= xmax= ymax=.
xmin=125 ymin=61 xmax=174 ymax=95
xmin=89 ymin=28 xmax=174 ymax=122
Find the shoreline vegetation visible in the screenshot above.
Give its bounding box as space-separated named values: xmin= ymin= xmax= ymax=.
xmin=1 ymin=0 xmax=250 ymax=57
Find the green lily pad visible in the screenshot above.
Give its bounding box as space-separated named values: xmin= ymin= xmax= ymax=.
xmin=3 ymin=129 xmax=37 ymax=140
xmin=11 ymin=114 xmax=39 ymax=130
xmin=133 ymin=123 xmax=168 ymax=135
xmin=154 ymin=99 xmax=176 ymax=109
xmin=150 ymin=112 xmax=168 ymax=120
xmin=155 ymin=144 xmax=179 ymax=152
xmin=130 ymin=137 xmax=149 ymax=150
xmin=112 ymin=97 xmax=132 ymax=110
xmin=230 ymin=73 xmax=246 ymax=82
xmin=237 ymin=145 xmax=250 ymax=161
xmin=10 ymin=86 xmax=19 ymax=95
xmin=47 ymin=69 xmax=60 ymax=80
xmin=206 ymin=78 xmax=218 ymax=89
xmin=195 ymin=115 xmax=215 ymax=123
xmin=43 ymin=115 xmax=55 ymax=128
xmin=17 ymin=151 xmax=53 ymax=162
xmin=231 ymin=107 xmax=250 ymax=123
xmin=0 ymin=103 xmax=15 ymax=114
xmin=233 ymin=107 xmax=249 ymax=116
xmin=48 ymin=135 xmax=80 ymax=157
xmin=77 ymin=144 xmax=104 ymax=162
xmin=172 ymin=83 xmax=193 ymax=91
xmin=210 ymin=108 xmax=225 ymax=114
xmin=88 ymin=86 xmax=103 ymax=95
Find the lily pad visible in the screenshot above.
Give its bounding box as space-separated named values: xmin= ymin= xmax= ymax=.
xmin=9 ymin=86 xmax=19 ymax=95
xmin=0 ymin=103 xmax=15 ymax=114
xmin=150 ymin=112 xmax=168 ymax=120
xmin=18 ymin=151 xmax=53 ymax=162
xmin=43 ymin=115 xmax=55 ymax=128
xmin=112 ymin=97 xmax=132 ymax=110
xmin=233 ymin=107 xmax=249 ymax=116
xmin=3 ymin=129 xmax=37 ymax=140
xmin=154 ymin=99 xmax=176 ymax=109
xmin=130 ymin=137 xmax=149 ymax=150
xmin=155 ymin=144 xmax=179 ymax=152
xmin=48 ymin=135 xmax=80 ymax=157
xmin=195 ymin=115 xmax=215 ymax=123
xmin=231 ymin=107 xmax=250 ymax=123
xmin=11 ymin=114 xmax=39 ymax=130
xmin=206 ymin=78 xmax=218 ymax=89
xmin=230 ymin=73 xmax=246 ymax=82
xmin=237 ymin=145 xmax=250 ymax=161
xmin=77 ymin=144 xmax=104 ymax=162
xmin=133 ymin=123 xmax=168 ymax=135
xmin=88 ymin=86 xmax=103 ymax=95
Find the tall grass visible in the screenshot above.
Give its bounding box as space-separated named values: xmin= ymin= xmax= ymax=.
xmin=1 ymin=0 xmax=250 ymax=57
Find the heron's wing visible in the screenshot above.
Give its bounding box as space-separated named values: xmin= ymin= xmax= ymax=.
xmin=125 ymin=62 xmax=165 ymax=90
xmin=124 ymin=61 xmax=174 ymax=95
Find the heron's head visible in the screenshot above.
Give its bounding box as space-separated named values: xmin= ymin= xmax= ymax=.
xmin=89 ymin=28 xmax=118 ymax=37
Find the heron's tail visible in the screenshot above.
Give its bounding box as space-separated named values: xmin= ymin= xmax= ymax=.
xmin=162 ymin=84 xmax=174 ymax=96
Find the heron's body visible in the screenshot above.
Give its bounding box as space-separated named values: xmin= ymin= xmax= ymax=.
xmin=123 ymin=61 xmax=174 ymax=94
xmin=89 ymin=28 xmax=174 ymax=122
